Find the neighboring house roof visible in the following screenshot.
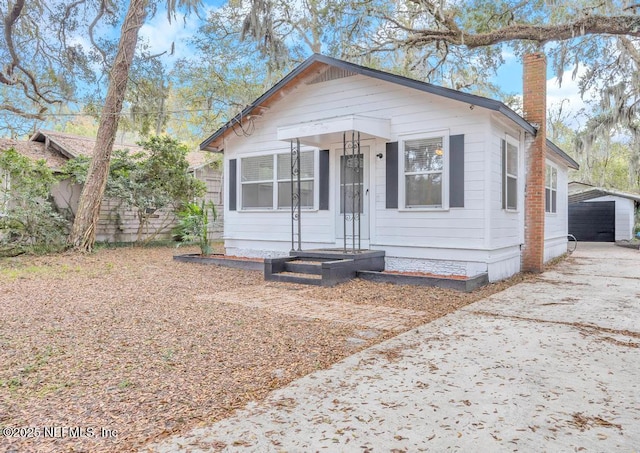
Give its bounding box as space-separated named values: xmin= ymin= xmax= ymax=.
xmin=30 ymin=130 xmax=145 ymax=160
xmin=568 ymin=182 xmax=640 ymax=203
xmin=185 ymin=150 xmax=217 ymax=171
xmin=568 ymin=181 xmax=595 ymax=194
xmin=199 ymin=53 xmax=578 ymax=170
xmin=0 ymin=137 xmax=68 ymax=170
xmin=1 ymin=130 xmax=210 ymax=171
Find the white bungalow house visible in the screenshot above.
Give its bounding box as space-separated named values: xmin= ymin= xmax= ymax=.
xmin=200 ymin=54 xmax=578 ymax=284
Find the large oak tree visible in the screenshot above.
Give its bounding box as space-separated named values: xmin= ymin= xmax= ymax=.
xmin=68 ymin=0 xmax=201 ymax=251
xmin=237 ymin=0 xmax=640 ymax=188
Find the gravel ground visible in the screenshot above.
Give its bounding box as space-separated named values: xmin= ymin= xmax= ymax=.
xmin=0 ymin=245 xmax=536 ymax=452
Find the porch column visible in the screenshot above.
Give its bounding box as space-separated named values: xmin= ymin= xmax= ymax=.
xmin=290 ymin=138 xmax=302 ymax=251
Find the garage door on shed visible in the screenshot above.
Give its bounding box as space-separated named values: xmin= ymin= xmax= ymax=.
xmin=568 ymin=201 xmax=615 ymax=242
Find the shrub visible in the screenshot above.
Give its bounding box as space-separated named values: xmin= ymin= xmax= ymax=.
xmin=0 ymin=149 xmax=67 ymax=256
xmin=173 ymin=200 xmax=217 ymax=255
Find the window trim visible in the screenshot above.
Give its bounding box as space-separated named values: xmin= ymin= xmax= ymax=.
xmin=398 ymin=131 xmax=450 ymax=211
xmin=503 ymin=134 xmax=519 ymax=212
xmin=545 ymin=163 xmax=558 ymax=214
xmin=239 ymin=150 xmax=317 ymax=211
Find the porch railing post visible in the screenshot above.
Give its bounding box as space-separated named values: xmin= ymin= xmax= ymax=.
xmin=296 ymin=138 xmax=301 ymax=251
xmin=357 ymin=131 xmax=361 ymax=251
xmin=342 ymin=132 xmax=347 ymax=253
xmin=290 ymin=139 xmax=302 ymax=252
xmin=351 ymin=129 xmax=356 ymax=253
xmin=290 ymin=140 xmax=295 ymax=251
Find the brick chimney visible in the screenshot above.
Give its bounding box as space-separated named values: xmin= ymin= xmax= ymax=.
xmin=522 ymin=53 xmax=546 ymax=273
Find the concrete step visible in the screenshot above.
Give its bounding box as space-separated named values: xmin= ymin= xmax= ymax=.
xmin=267 ymin=271 xmax=323 ymax=286
xmin=284 ymin=260 xmax=323 ymax=275
xmin=265 ymin=252 xmax=384 ymax=287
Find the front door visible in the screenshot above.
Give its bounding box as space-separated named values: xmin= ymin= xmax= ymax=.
xmin=335 ymin=145 xmax=370 ymax=247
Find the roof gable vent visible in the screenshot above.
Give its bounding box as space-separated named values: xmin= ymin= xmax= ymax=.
xmin=307 ymin=66 xmax=356 ymax=85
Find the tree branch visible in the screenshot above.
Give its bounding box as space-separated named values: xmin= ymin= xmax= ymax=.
xmin=619 ymin=36 xmax=640 ymax=66
xmin=0 ymin=103 xmax=46 ymax=120
xmin=89 ymin=0 xmax=111 ymax=67
xmin=2 ymin=0 xmax=26 ymax=79
xmin=402 ymin=14 xmax=640 ymax=48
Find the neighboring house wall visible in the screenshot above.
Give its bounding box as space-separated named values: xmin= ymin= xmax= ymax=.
xmin=52 ymin=165 xmax=222 ymax=243
xmin=223 ymin=73 xmax=532 ymax=280
xmin=193 ymin=164 xmax=223 ymax=240
xmin=52 ymin=178 xmax=177 ymax=242
xmin=97 ymin=198 xmax=177 ymax=243
xmin=2 ymin=134 xmax=224 ymax=244
xmin=584 ymin=195 xmax=635 ymax=241
xmin=0 ymin=169 xmax=9 ymax=215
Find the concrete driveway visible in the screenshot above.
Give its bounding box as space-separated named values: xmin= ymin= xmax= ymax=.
xmin=149 ymin=243 xmax=640 ymax=452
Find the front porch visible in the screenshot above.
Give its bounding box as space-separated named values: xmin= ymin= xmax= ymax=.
xmin=264 ymin=249 xmax=385 ymax=286
xmin=279 ymin=115 xmax=390 ymax=255
xmin=268 ymin=115 xmax=390 ymax=286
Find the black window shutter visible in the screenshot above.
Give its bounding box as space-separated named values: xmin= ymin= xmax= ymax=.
xmin=501 ymin=139 xmax=506 ymax=210
xmin=449 ymin=134 xmax=465 ymax=208
xmin=319 ymin=150 xmax=329 ymax=210
xmin=228 ymin=159 xmax=237 ymax=211
xmin=385 ymin=142 xmax=398 ymax=209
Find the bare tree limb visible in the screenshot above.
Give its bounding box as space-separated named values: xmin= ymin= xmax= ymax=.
xmin=2 ymin=0 xmax=26 ymax=79
xmin=398 ymin=14 xmax=640 ymax=48
xmin=619 ymin=36 xmax=640 ymax=66
xmin=89 ymin=0 xmax=111 ymax=67
xmin=0 ymin=103 xmax=46 ymax=120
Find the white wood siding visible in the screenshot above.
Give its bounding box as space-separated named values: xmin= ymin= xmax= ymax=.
xmin=544 ymin=159 xmax=568 ymax=241
xmin=487 ymin=116 xmax=525 ymax=250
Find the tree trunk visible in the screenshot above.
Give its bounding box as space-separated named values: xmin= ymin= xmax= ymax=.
xmin=68 ymin=0 xmax=149 ymax=251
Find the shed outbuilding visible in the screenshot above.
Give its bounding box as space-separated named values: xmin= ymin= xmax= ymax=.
xmin=568 ymin=182 xmax=640 ymax=241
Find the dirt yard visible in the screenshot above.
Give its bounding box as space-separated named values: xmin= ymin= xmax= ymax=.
xmin=0 ymin=245 xmax=535 ymax=452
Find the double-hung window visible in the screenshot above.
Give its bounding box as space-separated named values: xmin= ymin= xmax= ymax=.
xmin=241 ymin=155 xmax=274 ymax=209
xmin=403 ymin=136 xmax=445 ymax=208
xmin=240 ymin=151 xmax=315 ymax=210
xmin=504 ymin=136 xmax=519 ymax=211
xmin=545 ymin=164 xmax=557 ymax=213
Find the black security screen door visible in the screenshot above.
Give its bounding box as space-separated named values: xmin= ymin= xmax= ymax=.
xmin=341 ymin=131 xmax=363 ymax=252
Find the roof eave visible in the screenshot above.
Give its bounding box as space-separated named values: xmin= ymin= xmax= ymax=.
xmin=29 ymin=130 xmax=78 ymax=160
xmin=546 ymin=140 xmax=579 ymax=170
xmin=200 ymin=56 xmax=325 ymax=152
xmin=569 ymin=188 xmax=640 ymax=203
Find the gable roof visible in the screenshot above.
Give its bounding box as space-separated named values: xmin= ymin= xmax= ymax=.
xmin=30 ymin=130 xmax=146 ymax=160
xmin=200 ymin=53 xmax=578 ymax=170
xmin=17 ymin=130 xmax=211 ymax=171
xmin=568 ymin=182 xmax=640 ymax=203
xmin=0 ymin=137 xmax=68 ymax=170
